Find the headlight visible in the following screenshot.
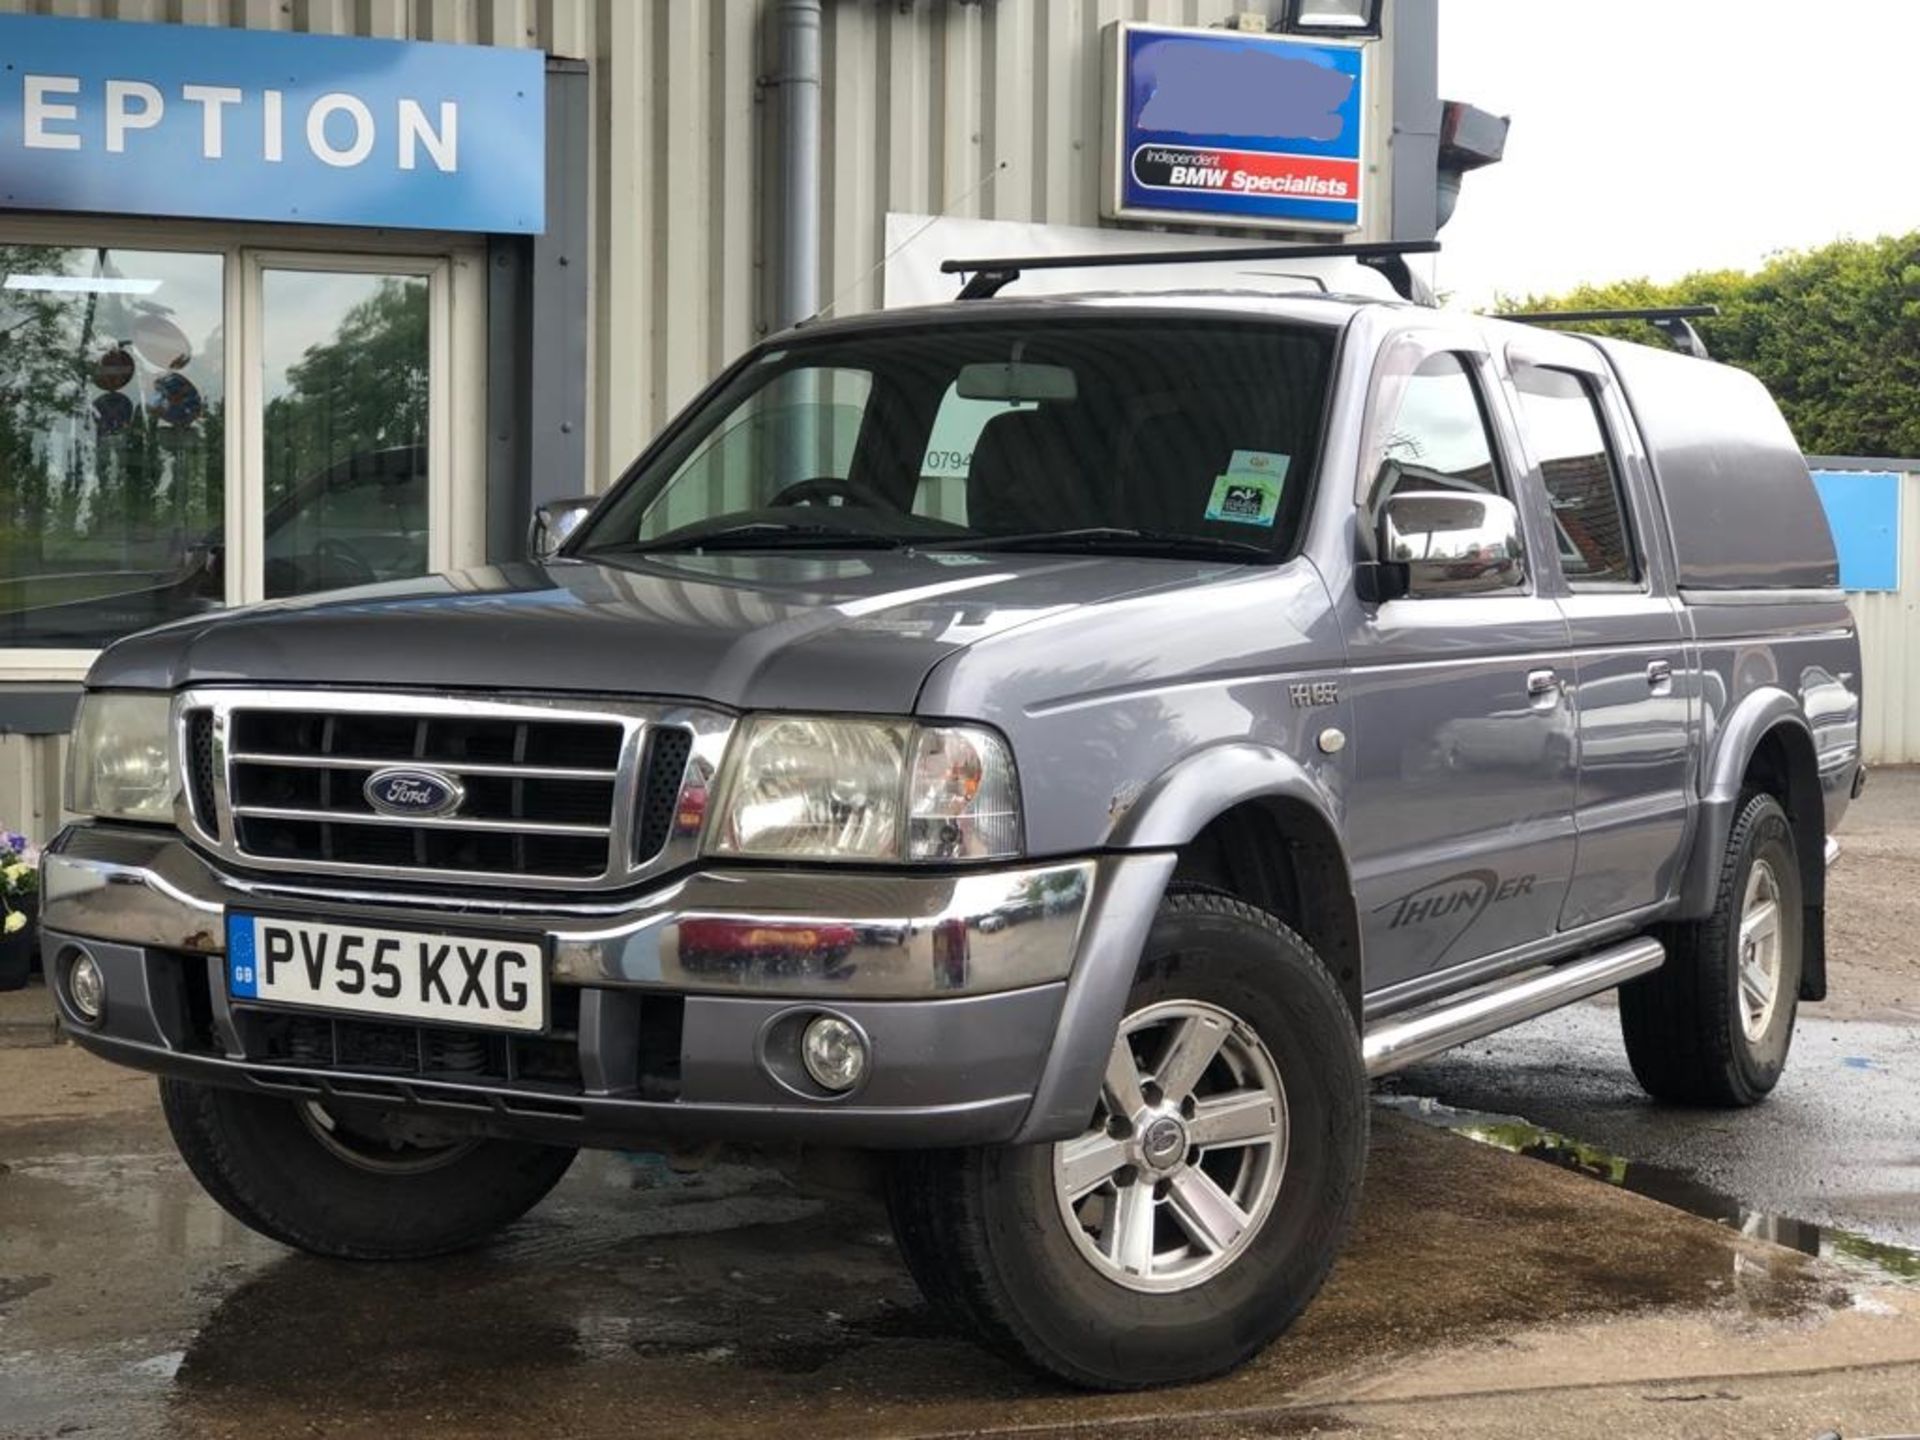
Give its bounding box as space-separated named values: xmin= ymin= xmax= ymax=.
xmin=67 ymin=693 xmax=176 ymax=823
xmin=710 ymin=715 xmax=1021 ymax=863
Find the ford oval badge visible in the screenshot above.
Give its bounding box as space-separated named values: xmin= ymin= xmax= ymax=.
xmin=364 ymin=767 xmax=465 ymax=819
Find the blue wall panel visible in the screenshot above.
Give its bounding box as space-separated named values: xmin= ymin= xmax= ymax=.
xmin=1811 ymin=470 xmax=1900 ymax=592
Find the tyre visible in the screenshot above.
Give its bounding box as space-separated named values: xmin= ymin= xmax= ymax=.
xmin=1620 ymin=790 xmax=1803 ymax=1106
xmin=159 ymin=1079 xmax=577 ymax=1259
xmin=886 ymin=891 xmax=1368 ymax=1389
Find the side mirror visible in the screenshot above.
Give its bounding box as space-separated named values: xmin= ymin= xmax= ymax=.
xmin=528 ymin=495 xmax=597 ymax=561
xmin=1364 ymin=490 xmax=1527 ymax=600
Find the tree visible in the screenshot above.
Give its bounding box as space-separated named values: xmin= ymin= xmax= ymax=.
xmin=1497 ymin=232 xmax=1920 ymax=457
xmin=262 ymin=277 xmax=427 ymax=507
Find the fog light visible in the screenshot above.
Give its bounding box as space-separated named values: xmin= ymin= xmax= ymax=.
xmin=67 ymin=952 xmax=105 ymax=1022
xmin=801 ymin=1014 xmax=868 ymax=1093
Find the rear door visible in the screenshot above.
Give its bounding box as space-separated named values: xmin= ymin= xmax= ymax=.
xmin=1345 ymin=332 xmax=1578 ymax=997
xmin=1502 ymin=331 xmax=1693 ymax=927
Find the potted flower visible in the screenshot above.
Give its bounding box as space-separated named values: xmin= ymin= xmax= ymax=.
xmin=0 ymin=828 xmax=38 ymax=991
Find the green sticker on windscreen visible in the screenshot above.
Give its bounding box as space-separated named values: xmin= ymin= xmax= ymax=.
xmin=1204 ymin=450 xmax=1290 ymax=527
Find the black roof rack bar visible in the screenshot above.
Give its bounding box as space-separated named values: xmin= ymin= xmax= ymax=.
xmin=940 ymin=239 xmax=1441 ymax=303
xmin=1498 ymin=304 xmax=1720 ymax=361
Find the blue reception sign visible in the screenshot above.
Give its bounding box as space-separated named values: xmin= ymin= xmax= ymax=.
xmin=1811 ymin=470 xmax=1901 ymax=592
xmin=0 ymin=13 xmax=545 ymax=233
xmin=1104 ymin=23 xmax=1366 ymax=232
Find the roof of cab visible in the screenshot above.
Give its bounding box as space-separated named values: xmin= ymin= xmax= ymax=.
xmin=781 ymin=287 xmax=1401 ymax=343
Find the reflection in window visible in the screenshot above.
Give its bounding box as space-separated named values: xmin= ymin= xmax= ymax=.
xmin=1514 ymin=365 xmax=1637 ymax=586
xmin=0 ymin=246 xmax=224 ymax=648
xmin=262 ymin=271 xmax=430 ymax=599
xmin=1375 ymin=352 xmax=1504 ymax=506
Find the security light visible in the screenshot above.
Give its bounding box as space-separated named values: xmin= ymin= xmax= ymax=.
xmin=4 ymin=275 xmax=163 ymax=296
xmin=1283 ymin=0 xmax=1382 ymax=36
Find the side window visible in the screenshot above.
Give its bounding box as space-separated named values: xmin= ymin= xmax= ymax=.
xmin=638 ymin=366 xmax=872 ymax=540
xmin=1513 ymin=365 xmax=1638 ymax=587
xmin=1373 ymin=351 xmax=1506 ymax=508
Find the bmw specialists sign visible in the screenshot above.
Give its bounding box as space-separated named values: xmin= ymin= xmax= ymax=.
xmin=1102 ymin=22 xmax=1365 ymax=233
xmin=0 ymin=13 xmax=545 ymax=233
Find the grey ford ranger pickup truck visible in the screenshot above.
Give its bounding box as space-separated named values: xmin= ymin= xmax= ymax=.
xmin=42 ymin=254 xmax=1863 ymax=1390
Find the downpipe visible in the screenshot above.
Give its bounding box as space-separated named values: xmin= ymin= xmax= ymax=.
xmin=768 ymin=0 xmax=822 ymax=330
xmin=1362 ymin=937 xmax=1666 ymax=1078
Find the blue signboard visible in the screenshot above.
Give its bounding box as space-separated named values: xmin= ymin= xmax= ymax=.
xmin=0 ymin=14 xmax=545 ymax=233
xmin=1811 ymin=470 xmax=1901 ymax=591
xmin=1105 ymin=23 xmax=1366 ymax=232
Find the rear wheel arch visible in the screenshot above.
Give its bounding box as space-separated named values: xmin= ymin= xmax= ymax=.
xmin=1682 ymin=693 xmax=1826 ymax=998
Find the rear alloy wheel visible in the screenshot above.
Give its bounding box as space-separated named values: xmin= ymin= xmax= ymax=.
xmin=1621 ymin=790 xmax=1803 ymax=1106
xmin=886 ymin=891 xmax=1367 ymax=1389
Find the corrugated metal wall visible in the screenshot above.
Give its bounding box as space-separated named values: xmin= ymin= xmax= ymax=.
xmin=0 ymin=0 xmax=1397 ymax=840
xmin=1846 ymin=469 xmax=1920 ymax=765
xmin=1 ymin=0 xmax=1393 ymax=490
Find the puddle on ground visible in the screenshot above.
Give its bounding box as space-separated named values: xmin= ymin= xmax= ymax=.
xmin=1378 ymin=1092 xmax=1920 ymax=1288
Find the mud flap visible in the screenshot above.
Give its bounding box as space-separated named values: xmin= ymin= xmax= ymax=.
xmin=1798 ymin=905 xmax=1826 ymax=1002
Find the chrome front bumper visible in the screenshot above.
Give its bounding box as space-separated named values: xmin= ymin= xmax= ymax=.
xmin=42 ymin=824 xmax=1164 ymax=1148
xmin=43 ymin=824 xmax=1098 ymax=1000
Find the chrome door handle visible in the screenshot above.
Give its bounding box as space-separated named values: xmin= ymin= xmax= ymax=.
xmin=1647 ymin=660 xmax=1673 ymax=690
xmin=1526 ymin=668 xmax=1560 ymax=699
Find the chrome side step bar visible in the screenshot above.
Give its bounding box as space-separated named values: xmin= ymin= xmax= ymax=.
xmin=1362 ymin=937 xmax=1665 ymax=1078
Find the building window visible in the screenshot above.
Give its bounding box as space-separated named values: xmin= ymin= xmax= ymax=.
xmin=0 ymin=246 xmax=225 ymax=649
xmin=0 ymin=225 xmax=481 ymax=678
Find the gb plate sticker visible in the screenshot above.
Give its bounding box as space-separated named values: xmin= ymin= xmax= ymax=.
xmin=227 ymin=913 xmax=259 ymax=998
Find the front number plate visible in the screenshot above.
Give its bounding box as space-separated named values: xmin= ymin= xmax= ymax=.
xmin=226 ymin=914 xmax=547 ymax=1033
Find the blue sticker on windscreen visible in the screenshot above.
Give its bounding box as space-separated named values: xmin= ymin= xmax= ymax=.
xmin=226 ymin=914 xmax=258 ymax=998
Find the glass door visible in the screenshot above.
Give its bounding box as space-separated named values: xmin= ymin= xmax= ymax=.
xmin=241 ymin=252 xmax=454 ymax=603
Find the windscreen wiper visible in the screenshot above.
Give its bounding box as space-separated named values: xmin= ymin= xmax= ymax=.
xmin=927 ymin=527 xmax=1273 ymax=561
xmin=591 ymin=521 xmax=906 ymax=554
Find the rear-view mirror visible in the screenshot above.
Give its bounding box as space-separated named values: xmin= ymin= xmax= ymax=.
xmin=956 ymin=361 xmax=1078 ymax=403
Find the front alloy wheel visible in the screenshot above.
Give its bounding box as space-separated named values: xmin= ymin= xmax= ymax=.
xmin=1054 ymin=1000 xmax=1288 ymax=1292
xmin=886 ymin=891 xmax=1368 ymax=1389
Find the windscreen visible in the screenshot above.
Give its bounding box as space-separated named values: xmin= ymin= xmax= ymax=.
xmin=576 ymin=319 xmax=1336 ymax=562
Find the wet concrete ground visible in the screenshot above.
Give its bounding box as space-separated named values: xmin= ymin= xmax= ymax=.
xmin=5 ymin=1043 xmax=1920 ymax=1439
xmin=1398 ymin=1000 xmax=1920 ymax=1252
xmin=9 ymin=778 xmax=1920 ymax=1436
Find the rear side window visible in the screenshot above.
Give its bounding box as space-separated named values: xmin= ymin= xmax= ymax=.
xmin=1513 ymin=365 xmax=1638 ymax=587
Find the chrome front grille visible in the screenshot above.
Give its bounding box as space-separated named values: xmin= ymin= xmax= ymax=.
xmin=175 ymin=689 xmax=730 ymax=891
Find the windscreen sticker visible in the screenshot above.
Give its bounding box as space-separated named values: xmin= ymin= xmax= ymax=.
xmin=1205 ymin=450 xmax=1290 ymax=527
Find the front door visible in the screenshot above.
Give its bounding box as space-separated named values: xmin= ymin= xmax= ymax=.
xmin=1345 ymin=343 xmax=1578 ymax=999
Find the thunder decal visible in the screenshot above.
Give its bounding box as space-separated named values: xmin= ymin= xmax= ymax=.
xmin=1375 ymin=869 xmax=1538 ymax=963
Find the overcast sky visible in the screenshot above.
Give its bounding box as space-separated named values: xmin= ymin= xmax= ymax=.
xmin=1433 ymin=0 xmax=1920 ymax=310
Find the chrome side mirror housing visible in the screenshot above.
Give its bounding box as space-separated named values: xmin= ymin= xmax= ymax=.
xmin=1365 ymin=490 xmax=1527 ymax=600
xmin=529 ymin=496 xmax=598 ymax=561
